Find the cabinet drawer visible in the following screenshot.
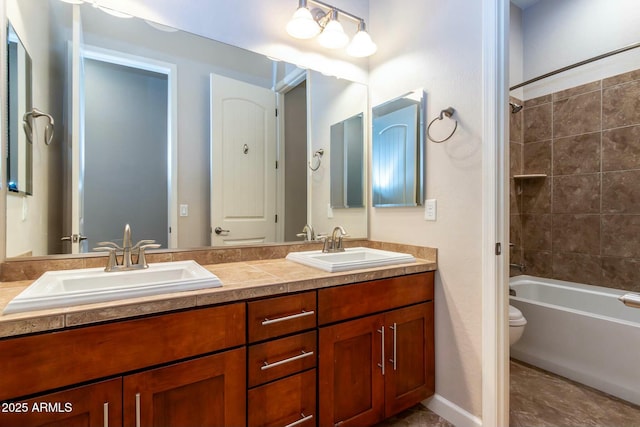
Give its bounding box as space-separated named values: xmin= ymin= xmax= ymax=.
xmin=248 ymin=291 xmax=316 ymax=342
xmin=0 ymin=303 xmax=245 ymax=401
xmin=248 ymin=369 xmax=316 ymax=427
xmin=248 ymin=331 xmax=317 ymax=387
xmin=318 ymin=272 xmax=434 ymax=325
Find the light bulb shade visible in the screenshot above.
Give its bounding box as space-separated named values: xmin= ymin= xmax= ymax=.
xmin=286 ymin=7 xmax=321 ymax=39
xmin=347 ymin=29 xmax=377 ymax=57
xmin=317 ymin=19 xmax=349 ymax=49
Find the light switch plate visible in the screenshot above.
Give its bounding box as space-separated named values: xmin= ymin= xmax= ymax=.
xmin=425 ymin=199 xmax=437 ymax=221
xmin=180 ymin=204 xmax=189 ymax=217
xmin=327 ymin=203 xmax=334 ymax=219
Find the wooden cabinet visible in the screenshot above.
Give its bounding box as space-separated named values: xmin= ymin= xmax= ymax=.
xmin=0 ymin=303 xmax=246 ymax=427
xmin=247 ymin=291 xmax=317 ymax=427
xmin=0 ymin=379 xmax=122 ymax=427
xmin=123 ymin=348 xmax=246 ymax=427
xmin=318 ymin=272 xmax=435 ymax=427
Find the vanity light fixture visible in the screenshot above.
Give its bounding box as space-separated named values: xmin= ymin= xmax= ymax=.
xmin=286 ymin=0 xmax=377 ymax=57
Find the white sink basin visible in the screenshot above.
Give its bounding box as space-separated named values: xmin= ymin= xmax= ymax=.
xmin=3 ymin=260 xmax=222 ymax=315
xmin=286 ymin=247 xmax=415 ymax=273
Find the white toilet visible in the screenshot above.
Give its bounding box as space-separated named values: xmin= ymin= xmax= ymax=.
xmin=509 ymin=305 xmax=527 ymax=346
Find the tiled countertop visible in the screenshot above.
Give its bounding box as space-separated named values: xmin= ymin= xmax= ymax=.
xmin=0 ymin=242 xmax=436 ymax=339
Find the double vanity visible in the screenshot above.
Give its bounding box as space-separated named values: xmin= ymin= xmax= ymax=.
xmin=0 ymin=240 xmax=436 ymax=427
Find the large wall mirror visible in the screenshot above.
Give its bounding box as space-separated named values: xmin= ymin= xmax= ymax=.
xmin=372 ymin=89 xmax=425 ymax=207
xmin=4 ymin=0 xmax=368 ymax=258
xmin=6 ymin=23 xmax=32 ymax=196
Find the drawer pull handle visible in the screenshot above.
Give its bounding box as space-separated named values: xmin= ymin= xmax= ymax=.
xmin=262 ymin=309 xmax=315 ymax=325
xmin=261 ymin=350 xmax=314 ymax=370
xmin=285 ymin=412 xmax=314 ymax=427
xmin=103 ymin=402 xmax=109 ymax=427
xmin=135 ymin=393 xmax=141 ymax=427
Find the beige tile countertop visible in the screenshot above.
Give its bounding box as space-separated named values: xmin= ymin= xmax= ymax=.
xmin=0 ymin=241 xmax=436 ymax=339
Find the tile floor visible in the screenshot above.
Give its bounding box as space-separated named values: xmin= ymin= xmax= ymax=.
xmin=510 ymin=360 xmax=640 ymax=427
xmin=377 ymin=360 xmax=640 ymax=427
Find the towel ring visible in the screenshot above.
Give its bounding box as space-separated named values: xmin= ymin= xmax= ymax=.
xmin=309 ymin=148 xmax=324 ymax=171
xmin=427 ymin=107 xmax=457 ymax=143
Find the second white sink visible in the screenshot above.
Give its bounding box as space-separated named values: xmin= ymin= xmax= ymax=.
xmin=3 ymin=260 xmax=222 ymax=315
xmin=286 ymin=247 xmax=416 ymax=272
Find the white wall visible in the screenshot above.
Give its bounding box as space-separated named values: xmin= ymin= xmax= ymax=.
xmin=369 ymin=0 xmax=484 ymax=419
xmin=520 ymin=0 xmax=640 ymax=99
xmin=509 ymin=3 xmax=524 ymax=99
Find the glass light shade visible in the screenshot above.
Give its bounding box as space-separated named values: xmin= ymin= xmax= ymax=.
xmin=317 ymin=19 xmax=349 ymax=49
xmin=286 ymin=7 xmax=321 ymax=39
xmin=59 ymin=0 xmax=84 ymax=3
xmin=347 ymin=30 xmax=378 ymax=57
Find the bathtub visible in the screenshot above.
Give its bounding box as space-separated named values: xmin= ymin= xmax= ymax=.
xmin=509 ymin=275 xmax=640 ymax=406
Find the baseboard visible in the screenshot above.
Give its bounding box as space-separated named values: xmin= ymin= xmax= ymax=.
xmin=425 ymin=394 xmax=483 ymax=427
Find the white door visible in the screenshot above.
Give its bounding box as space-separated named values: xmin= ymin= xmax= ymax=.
xmin=210 ymin=74 xmax=277 ymax=245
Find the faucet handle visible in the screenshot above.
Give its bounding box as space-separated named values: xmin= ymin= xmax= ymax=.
xmin=137 ymin=244 xmax=161 ymax=269
xmin=132 ymin=239 xmax=156 ymax=250
xmin=93 ymin=247 xmax=119 ymax=271
xmin=97 ymin=241 xmax=122 ymax=250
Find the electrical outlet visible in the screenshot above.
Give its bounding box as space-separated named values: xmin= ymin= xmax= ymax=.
xmin=425 ymin=199 xmax=437 ymax=221
xmin=180 ymin=204 xmax=189 ymax=217
xmin=327 ymin=203 xmax=334 ymax=219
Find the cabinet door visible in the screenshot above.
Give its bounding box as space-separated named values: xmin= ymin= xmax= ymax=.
xmin=319 ymin=314 xmax=385 ymax=427
xmin=0 ymin=378 xmax=122 ymax=427
xmin=384 ymin=302 xmax=434 ymax=417
xmin=123 ymin=347 xmax=245 ymax=427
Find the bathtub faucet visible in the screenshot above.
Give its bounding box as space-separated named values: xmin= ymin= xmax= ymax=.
xmin=510 ymin=262 xmax=526 ymax=273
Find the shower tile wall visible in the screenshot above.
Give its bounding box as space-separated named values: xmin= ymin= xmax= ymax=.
xmin=510 ymin=69 xmax=640 ymax=292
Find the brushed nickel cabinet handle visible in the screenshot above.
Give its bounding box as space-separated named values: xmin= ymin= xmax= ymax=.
xmin=261 ymin=309 xmax=314 ymax=325
xmin=261 ymin=350 xmax=314 ymax=370
xmin=284 ymin=412 xmax=314 ymax=427
xmin=377 ymin=326 xmax=385 ymax=375
xmin=103 ymin=402 xmax=109 ymax=427
xmin=135 ymin=393 xmax=141 ymax=427
xmin=389 ymin=323 xmax=397 ymax=371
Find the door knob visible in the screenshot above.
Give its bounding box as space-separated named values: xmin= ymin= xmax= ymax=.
xmin=214 ymin=227 xmax=230 ymax=235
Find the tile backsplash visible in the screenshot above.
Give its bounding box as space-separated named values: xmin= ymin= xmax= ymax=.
xmin=510 ymin=68 xmax=640 ymax=292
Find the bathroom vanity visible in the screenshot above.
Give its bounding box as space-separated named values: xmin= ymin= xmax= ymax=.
xmin=0 ymin=244 xmax=435 ymax=427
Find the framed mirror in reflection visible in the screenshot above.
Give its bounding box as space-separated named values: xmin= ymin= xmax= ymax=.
xmin=4 ymin=0 xmax=368 ymax=258
xmin=7 ymin=23 xmax=33 ymax=196
xmin=372 ymin=89 xmax=425 ymax=207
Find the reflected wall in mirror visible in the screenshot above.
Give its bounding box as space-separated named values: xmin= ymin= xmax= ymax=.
xmin=7 ymin=23 xmax=32 ymax=195
xmin=330 ymin=113 xmax=364 ymax=209
xmin=372 ymin=89 xmax=425 ymax=207
xmin=4 ymin=0 xmax=369 ymax=258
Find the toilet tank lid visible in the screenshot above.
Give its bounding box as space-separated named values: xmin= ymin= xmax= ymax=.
xmin=509 ymin=305 xmax=524 ymax=321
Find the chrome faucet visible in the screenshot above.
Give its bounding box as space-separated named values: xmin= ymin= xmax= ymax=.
xmin=296 ymin=224 xmax=316 ymax=242
xmin=321 ymin=226 xmax=348 ymax=253
xmin=93 ymin=224 xmax=161 ymax=272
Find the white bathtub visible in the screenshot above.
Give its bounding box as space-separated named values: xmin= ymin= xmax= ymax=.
xmin=509 ymin=275 xmax=640 ymax=406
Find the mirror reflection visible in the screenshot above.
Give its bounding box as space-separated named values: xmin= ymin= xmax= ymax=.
xmin=5 ymin=0 xmax=368 ymax=258
xmin=372 ymin=90 xmax=425 ymax=207
xmin=330 ymin=113 xmax=364 ymax=209
xmin=7 ymin=22 xmax=32 ymax=196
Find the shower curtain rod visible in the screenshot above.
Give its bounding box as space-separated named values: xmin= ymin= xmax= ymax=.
xmin=510 ymin=41 xmax=640 ymax=91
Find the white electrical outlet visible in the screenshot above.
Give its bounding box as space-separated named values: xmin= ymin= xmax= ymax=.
xmin=180 ymin=204 xmax=189 ymax=217
xmin=425 ymin=199 xmax=437 ymax=221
